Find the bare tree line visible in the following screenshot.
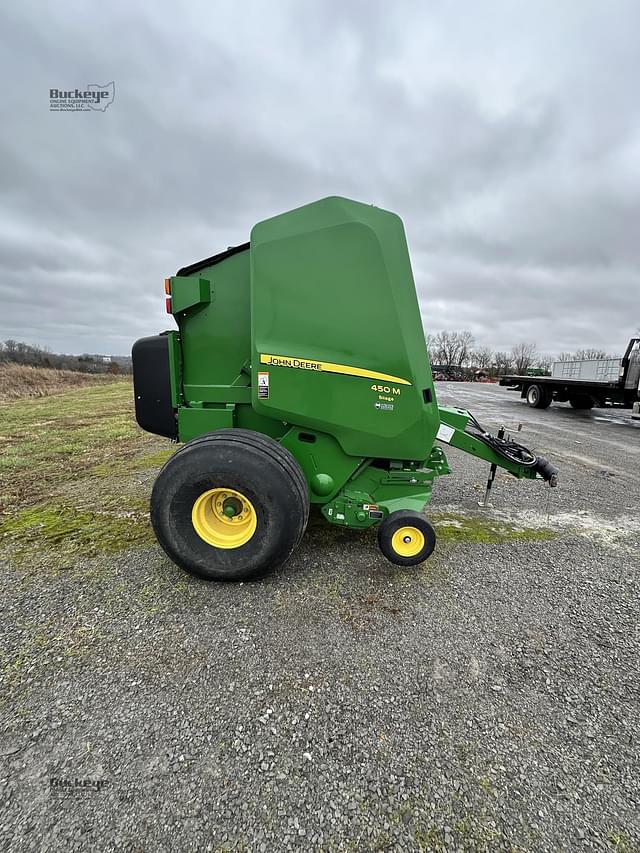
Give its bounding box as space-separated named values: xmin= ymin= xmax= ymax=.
xmin=0 ymin=340 xmax=131 ymax=374
xmin=0 ymin=334 xmax=617 ymax=380
xmin=555 ymin=349 xmax=610 ymax=362
xmin=426 ymin=331 xmax=612 ymax=377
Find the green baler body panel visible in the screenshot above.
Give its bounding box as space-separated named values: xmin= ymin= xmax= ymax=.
xmin=249 ymin=197 xmax=439 ymax=460
xmin=176 ymin=250 xmax=252 ymax=404
xmin=171 ymin=196 xmax=439 ymax=468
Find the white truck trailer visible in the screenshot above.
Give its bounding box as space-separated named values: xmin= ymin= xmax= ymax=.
xmin=500 ymin=337 xmax=640 ymax=418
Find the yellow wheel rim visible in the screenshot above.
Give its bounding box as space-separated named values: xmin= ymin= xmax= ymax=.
xmin=191 ymin=487 xmax=257 ymax=549
xmin=391 ymin=526 xmax=425 ymax=558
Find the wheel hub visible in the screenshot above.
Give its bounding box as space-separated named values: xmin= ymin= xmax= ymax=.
xmin=191 ymin=487 xmax=257 ymax=549
xmin=391 ymin=526 xmax=425 ymax=558
xmin=222 ymin=496 xmax=242 ymax=518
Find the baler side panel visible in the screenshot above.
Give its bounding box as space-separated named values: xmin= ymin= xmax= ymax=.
xmin=174 ymin=249 xmax=252 ymax=406
xmin=249 ymin=197 xmax=438 ymax=461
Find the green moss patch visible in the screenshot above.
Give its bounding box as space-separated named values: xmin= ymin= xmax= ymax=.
xmin=0 ymin=502 xmax=154 ymax=565
xmin=431 ymin=512 xmax=556 ymax=545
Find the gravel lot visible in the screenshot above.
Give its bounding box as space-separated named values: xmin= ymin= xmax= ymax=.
xmin=1 ymin=383 xmax=639 ymax=852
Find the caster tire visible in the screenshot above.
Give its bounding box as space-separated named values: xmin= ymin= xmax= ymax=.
xmin=378 ymin=510 xmax=436 ymax=567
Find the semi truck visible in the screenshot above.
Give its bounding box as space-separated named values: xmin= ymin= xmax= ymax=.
xmin=500 ymin=338 xmax=640 ymax=418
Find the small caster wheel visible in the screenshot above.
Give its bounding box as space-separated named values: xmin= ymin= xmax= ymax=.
xmin=377 ymin=510 xmax=436 ymax=566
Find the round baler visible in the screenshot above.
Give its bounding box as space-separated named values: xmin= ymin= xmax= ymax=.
xmin=132 ymin=196 xmax=557 ymax=581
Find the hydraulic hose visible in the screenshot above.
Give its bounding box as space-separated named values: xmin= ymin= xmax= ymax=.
xmin=465 ymin=413 xmax=559 ymax=486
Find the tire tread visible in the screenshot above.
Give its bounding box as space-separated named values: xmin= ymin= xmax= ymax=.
xmin=153 ymin=429 xmax=310 ymax=577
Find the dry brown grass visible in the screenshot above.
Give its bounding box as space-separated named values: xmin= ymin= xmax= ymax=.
xmin=0 ymin=363 xmax=127 ymax=402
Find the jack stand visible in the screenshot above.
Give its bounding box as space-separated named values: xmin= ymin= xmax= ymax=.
xmin=478 ymin=426 xmax=505 ymax=508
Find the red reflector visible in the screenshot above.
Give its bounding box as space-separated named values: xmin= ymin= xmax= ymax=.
xmin=164 ymin=278 xmax=171 ymax=295
xmin=165 ymin=297 xmax=172 ymax=314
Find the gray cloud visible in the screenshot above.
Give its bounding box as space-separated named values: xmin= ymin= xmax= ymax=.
xmin=0 ymin=0 xmax=639 ymax=357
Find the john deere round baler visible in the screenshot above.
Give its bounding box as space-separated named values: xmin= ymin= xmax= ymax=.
xmin=132 ymin=196 xmax=557 ymax=581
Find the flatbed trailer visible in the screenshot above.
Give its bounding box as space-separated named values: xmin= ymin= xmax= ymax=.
xmin=500 ymin=338 xmax=640 ymax=418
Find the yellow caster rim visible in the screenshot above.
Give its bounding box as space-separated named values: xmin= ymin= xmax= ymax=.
xmin=191 ymin=487 xmax=257 ymax=549
xmin=391 ymin=526 xmax=425 ymax=558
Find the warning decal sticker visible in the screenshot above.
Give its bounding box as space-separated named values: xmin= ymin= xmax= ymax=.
xmin=436 ymin=423 xmax=455 ymax=443
xmin=258 ymin=371 xmax=270 ymax=399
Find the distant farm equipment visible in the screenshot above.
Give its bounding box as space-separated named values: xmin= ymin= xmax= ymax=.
xmin=431 ymin=364 xmax=467 ymax=382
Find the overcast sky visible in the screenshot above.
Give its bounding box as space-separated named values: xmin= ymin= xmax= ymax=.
xmin=1 ymin=0 xmax=639 ymax=358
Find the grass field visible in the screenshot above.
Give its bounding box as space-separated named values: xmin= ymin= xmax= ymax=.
xmin=0 ymin=363 xmax=122 ymax=403
xmin=0 ymin=379 xmax=171 ymax=569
